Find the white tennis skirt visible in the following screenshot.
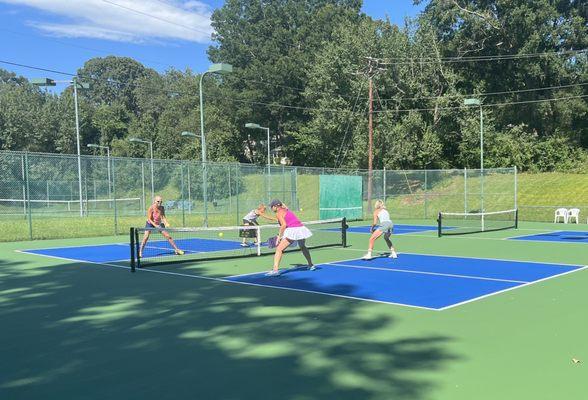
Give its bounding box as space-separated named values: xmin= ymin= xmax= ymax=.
xmin=283 ymin=226 xmax=313 ymax=241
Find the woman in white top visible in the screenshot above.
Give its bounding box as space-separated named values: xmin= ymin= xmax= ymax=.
xmin=362 ymin=200 xmax=398 ymax=260
xmin=240 ymin=203 xmax=276 ymax=246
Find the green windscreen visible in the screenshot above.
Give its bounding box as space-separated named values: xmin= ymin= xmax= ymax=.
xmin=319 ymin=175 xmax=362 ymax=220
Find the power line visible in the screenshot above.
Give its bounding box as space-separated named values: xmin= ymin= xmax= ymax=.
xmin=379 ymin=49 xmax=587 ymax=65
xmin=0 ymin=60 xmax=75 ymax=78
xmin=335 ymin=82 xmax=366 ymax=168
xmin=378 ymin=82 xmax=588 ymax=102
xmin=0 ymin=28 xmax=174 ymax=69
xmin=372 ymin=94 xmax=588 ymax=114
xmin=102 ymin=0 xmax=307 ymax=51
xmin=100 ymin=0 xmax=212 ymax=38
xmin=2 ymin=59 xmax=586 ymax=115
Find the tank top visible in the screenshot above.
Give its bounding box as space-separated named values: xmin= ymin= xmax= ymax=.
xmin=378 ymin=209 xmax=391 ymax=224
xmin=283 ymin=209 xmax=303 ymax=228
xmin=148 ymin=205 xmax=163 ymax=225
xmin=243 ymin=209 xmax=258 ymax=222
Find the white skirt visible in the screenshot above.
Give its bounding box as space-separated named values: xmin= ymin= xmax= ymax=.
xmin=283 ymin=226 xmax=313 ymax=241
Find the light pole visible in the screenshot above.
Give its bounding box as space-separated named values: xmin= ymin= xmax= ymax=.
xmin=87 ymin=144 xmax=111 ymax=199
xmin=32 ymin=77 xmax=90 ymax=217
xmin=464 ymin=98 xmax=484 ymax=216
xmin=245 ymin=122 xmax=271 ymax=199
xmin=199 ymin=63 xmax=233 ymax=226
xmin=129 ymin=138 xmax=154 ymax=201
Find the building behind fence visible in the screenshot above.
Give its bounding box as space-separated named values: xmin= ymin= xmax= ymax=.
xmin=0 ymin=150 xmax=518 ymax=241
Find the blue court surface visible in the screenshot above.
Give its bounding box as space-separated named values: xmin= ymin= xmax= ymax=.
xmin=226 ymin=254 xmax=584 ymax=310
xmin=509 ymin=230 xmax=588 ymax=244
xmin=22 ymin=238 xmax=252 ymax=263
xmin=21 ymin=242 xmax=585 ymax=310
xmin=342 ymin=224 xmax=440 ymax=235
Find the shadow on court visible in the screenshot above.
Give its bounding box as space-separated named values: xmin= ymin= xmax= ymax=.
xmin=0 ymin=257 xmax=459 ymax=400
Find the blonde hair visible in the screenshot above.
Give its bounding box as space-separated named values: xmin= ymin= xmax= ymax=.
xmin=374 ymin=200 xmax=386 ymax=210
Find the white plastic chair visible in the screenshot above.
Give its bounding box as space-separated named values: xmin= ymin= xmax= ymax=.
xmin=567 ymin=208 xmax=580 ymax=224
xmin=554 ymin=208 xmax=568 ymax=223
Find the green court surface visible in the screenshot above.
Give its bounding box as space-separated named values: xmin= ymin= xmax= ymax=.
xmin=1 ymin=220 xmax=587 ymax=400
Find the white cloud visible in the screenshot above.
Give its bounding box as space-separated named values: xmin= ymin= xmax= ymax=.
xmin=0 ymin=0 xmax=213 ymax=43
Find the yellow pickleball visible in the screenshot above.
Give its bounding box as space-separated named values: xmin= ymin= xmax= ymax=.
xmin=218 ymin=232 xmax=224 ymax=237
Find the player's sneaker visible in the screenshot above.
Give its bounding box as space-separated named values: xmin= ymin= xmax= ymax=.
xmin=265 ymin=270 xmax=281 ymax=276
xmin=240 ymin=242 xmax=249 ymax=247
xmin=362 ymin=253 xmax=373 ymax=260
xmin=308 ymin=265 xmax=316 ymax=271
xmin=175 ymin=249 xmax=185 ymax=255
xmin=389 ymin=250 xmax=398 ymax=259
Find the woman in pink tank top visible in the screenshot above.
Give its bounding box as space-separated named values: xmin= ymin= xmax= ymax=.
xmin=266 ymin=199 xmax=314 ymax=276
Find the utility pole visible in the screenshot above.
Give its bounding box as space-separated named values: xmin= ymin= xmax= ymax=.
xmin=357 ymin=57 xmax=386 ymax=213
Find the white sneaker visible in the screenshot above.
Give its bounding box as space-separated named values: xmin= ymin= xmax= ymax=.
xmin=362 ymin=253 xmax=373 ymax=260
xmin=308 ymin=265 xmax=316 ymax=271
xmin=265 ymin=270 xmax=281 ymax=276
xmin=389 ymin=250 xmax=398 ymax=259
xmin=240 ymin=243 xmax=249 ymax=247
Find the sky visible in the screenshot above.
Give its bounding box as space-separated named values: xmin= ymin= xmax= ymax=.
xmin=0 ymin=0 xmax=426 ymax=84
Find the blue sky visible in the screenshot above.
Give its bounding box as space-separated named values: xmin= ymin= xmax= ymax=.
xmin=0 ymin=0 xmax=425 ymax=83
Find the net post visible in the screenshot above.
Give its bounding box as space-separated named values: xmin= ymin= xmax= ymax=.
xmin=135 ymin=228 xmax=141 ymax=269
xmin=130 ymin=227 xmax=136 ymax=273
xmin=437 ymin=212 xmax=442 ymax=238
xmin=515 ymin=208 xmax=519 ymax=229
xmin=256 ymin=226 xmax=261 ymax=256
xmin=342 ymin=217 xmax=347 ymax=247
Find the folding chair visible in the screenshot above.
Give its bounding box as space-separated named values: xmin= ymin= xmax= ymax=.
xmin=567 ymin=208 xmax=580 ymax=224
xmin=554 ymin=208 xmax=568 ymax=223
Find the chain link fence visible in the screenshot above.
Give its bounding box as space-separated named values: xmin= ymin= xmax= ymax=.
xmin=0 ymin=150 xmax=517 ymax=241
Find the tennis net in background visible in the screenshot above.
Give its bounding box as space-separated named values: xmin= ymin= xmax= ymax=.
xmin=130 ymin=218 xmax=347 ymax=271
xmin=437 ymin=209 xmax=518 ymax=237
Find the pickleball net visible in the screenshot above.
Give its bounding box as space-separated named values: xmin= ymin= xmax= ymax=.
xmin=130 ymin=218 xmax=347 ymax=271
xmin=437 ymin=209 xmax=518 ymax=236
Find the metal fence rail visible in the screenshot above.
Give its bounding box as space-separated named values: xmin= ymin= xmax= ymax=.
xmin=0 ymin=150 xmax=517 ymax=241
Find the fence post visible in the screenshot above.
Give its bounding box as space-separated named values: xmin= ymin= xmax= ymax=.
xmin=112 ymin=156 xmax=118 ymax=235
xmin=235 ymin=164 xmax=240 ymax=225
xmin=228 ymin=164 xmax=232 ymax=214
xmin=383 ymin=167 xmax=386 ymax=202
xmin=141 ymin=161 xmax=146 ymax=212
xmin=424 ymin=169 xmax=428 ymax=219
xmin=514 ymin=165 xmax=518 ymax=211
xmin=84 ymin=162 xmax=89 ymax=216
xmin=187 ymin=163 xmax=192 ymax=214
xmin=24 ymin=152 xmax=33 ymax=240
xmin=293 ymin=167 xmax=299 ymax=210
xmin=181 ymin=162 xmax=186 ymax=227
xmin=464 ymin=167 xmax=467 ymax=213
xmin=20 ymin=154 xmax=26 ymax=217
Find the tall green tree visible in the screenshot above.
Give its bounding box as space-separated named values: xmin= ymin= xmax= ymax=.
xmin=208 ymin=0 xmax=363 ymax=164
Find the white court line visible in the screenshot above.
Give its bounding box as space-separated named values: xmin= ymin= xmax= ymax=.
xmin=503 ymin=238 xmax=588 ymax=245
xmin=336 ymin=247 xmax=584 ymax=267
xmin=325 ymin=262 xmax=529 ymax=284
xmin=502 ymin=230 xmax=588 ymax=244
xmin=22 ymin=241 xmax=127 ymax=251
xmin=439 ymin=265 xmax=588 ymax=310
xmin=505 ymin=230 xmax=565 ymax=240
xmin=14 ymin=249 xmax=438 ymax=311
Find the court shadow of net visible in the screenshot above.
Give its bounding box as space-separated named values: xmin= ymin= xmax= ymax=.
xmin=0 ymin=257 xmax=460 ymax=400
